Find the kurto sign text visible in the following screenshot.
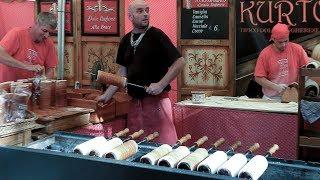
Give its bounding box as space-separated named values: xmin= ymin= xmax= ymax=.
xmin=240 ymin=0 xmax=320 ymax=26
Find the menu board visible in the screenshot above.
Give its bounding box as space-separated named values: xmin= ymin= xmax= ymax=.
xmin=38 ymin=0 xmax=72 ymax=35
xmin=181 ymin=0 xmax=229 ymax=39
xmin=82 ymin=0 xmax=119 ymax=35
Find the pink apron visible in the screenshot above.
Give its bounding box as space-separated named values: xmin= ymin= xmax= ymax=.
xmin=127 ymin=93 xmax=178 ymax=144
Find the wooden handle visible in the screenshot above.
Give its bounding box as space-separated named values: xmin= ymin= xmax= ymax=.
xmin=129 ymin=129 xmax=144 ymax=139
xmin=177 ymin=134 xmax=191 ymax=145
xmin=144 ymin=132 xmax=159 ymax=141
xmin=230 ymin=141 xmax=241 ymax=151
xmin=114 ymin=128 xmax=129 ymax=137
xmin=212 ymin=138 xmax=225 ymax=149
xmin=268 ymin=144 xmax=279 ymax=156
xmin=194 ymin=136 xmax=208 ymax=147
xmin=248 ymin=143 xmax=260 ymax=153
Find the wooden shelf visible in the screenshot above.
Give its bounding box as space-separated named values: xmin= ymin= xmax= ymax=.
xmin=298 ymin=67 xmax=320 ymax=160
xmin=299 ymin=136 xmax=320 ymax=148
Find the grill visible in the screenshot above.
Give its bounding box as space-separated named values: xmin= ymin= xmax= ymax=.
xmin=0 ymin=132 xmax=319 ymax=180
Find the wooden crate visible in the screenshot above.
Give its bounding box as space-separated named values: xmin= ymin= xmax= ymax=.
xmin=67 ymin=98 xmax=115 ymax=124
xmin=0 ymin=111 xmax=44 ymax=145
xmin=0 ymin=130 xmax=31 ymax=146
xmin=67 ymin=89 xmax=131 ymax=124
xmin=113 ymin=92 xmax=132 ymax=117
xmin=35 ymin=107 xmax=93 ymax=134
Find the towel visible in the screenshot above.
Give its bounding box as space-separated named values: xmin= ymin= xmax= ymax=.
xmin=301 ymin=99 xmax=320 ymax=124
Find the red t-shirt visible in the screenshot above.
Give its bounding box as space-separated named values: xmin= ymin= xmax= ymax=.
xmin=254 ymin=42 xmax=309 ymax=97
xmin=0 ymin=27 xmax=58 ymax=82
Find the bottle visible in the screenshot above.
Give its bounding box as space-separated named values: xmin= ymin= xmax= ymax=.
xmin=74 ymin=81 xmax=80 ymax=89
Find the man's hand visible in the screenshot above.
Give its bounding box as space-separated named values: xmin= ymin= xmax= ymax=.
xmin=275 ymin=84 xmax=287 ymax=94
xmin=26 ymin=64 xmax=44 ymax=73
xmin=96 ymin=93 xmax=113 ymax=104
xmin=146 ymin=82 xmax=165 ymax=95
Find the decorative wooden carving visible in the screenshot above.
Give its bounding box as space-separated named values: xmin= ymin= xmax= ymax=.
xmin=177 ymin=0 xmax=234 ymax=99
xmin=182 ymin=46 xmax=229 ymax=88
xmin=82 ymin=42 xmax=119 ymax=85
xmin=54 ymin=43 xmax=74 ymax=83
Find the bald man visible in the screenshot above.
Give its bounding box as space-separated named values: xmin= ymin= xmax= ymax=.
xmin=97 ymin=0 xmax=185 ymax=144
xmin=254 ymin=23 xmax=309 ymax=100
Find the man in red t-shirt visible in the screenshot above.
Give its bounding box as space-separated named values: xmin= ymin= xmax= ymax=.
xmin=0 ymin=12 xmax=58 ymax=82
xmin=254 ymin=23 xmax=309 ymax=100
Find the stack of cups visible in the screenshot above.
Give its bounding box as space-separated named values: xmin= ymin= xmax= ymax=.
xmin=10 ymin=82 xmax=32 ymax=110
xmin=49 ymin=80 xmax=56 ymax=106
xmin=39 ymin=80 xmax=53 ymax=109
xmin=55 ymin=80 xmax=67 ymax=107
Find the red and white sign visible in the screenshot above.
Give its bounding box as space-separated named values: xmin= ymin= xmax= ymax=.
xmin=82 ymin=0 xmax=118 ymax=35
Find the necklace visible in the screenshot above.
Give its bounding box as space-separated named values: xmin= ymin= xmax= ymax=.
xmin=130 ymin=26 xmax=151 ymax=54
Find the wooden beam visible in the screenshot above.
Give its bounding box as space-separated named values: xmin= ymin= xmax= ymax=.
xmin=299 ymin=136 xmax=320 ymax=148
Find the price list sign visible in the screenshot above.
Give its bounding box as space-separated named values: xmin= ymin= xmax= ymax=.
xmin=181 ymin=0 xmax=229 ymax=39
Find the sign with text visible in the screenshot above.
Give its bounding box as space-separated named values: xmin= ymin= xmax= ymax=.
xmin=82 ymin=0 xmax=119 ymax=35
xmin=38 ymin=0 xmax=72 ymax=35
xmin=181 ymin=0 xmax=229 ymax=39
xmin=183 ymin=0 xmax=228 ymax=8
xmin=236 ymin=0 xmax=320 ymax=63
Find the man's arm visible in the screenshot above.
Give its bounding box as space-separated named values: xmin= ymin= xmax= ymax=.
xmin=96 ymin=65 xmax=127 ymax=103
xmin=255 ymin=76 xmax=287 ymax=94
xmin=0 ymin=46 xmax=43 ymax=72
xmin=146 ymin=57 xmax=185 ymax=95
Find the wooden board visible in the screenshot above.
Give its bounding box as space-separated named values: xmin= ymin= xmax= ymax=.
xmin=0 ymin=130 xmax=31 ymax=146
xmin=34 ymin=106 xmax=93 ymax=134
xmin=67 ymin=89 xmax=131 ymax=124
xmin=177 ymin=0 xmax=235 ymax=100
xmin=0 ymin=111 xmax=43 ymax=145
xmin=67 ymin=98 xmax=116 ymax=124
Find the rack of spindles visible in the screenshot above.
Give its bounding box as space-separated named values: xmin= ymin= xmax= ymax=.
xmin=22 ymin=131 xmax=320 ymax=179
xmin=32 ymin=131 xmax=291 ymax=179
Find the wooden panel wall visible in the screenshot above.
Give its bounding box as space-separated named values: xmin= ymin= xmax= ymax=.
xmin=177 ymin=0 xmax=235 ymax=100
xmin=37 ymin=0 xmax=124 ymax=87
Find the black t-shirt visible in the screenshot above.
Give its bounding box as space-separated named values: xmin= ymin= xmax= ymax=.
xmin=116 ymin=27 xmax=182 ymax=99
